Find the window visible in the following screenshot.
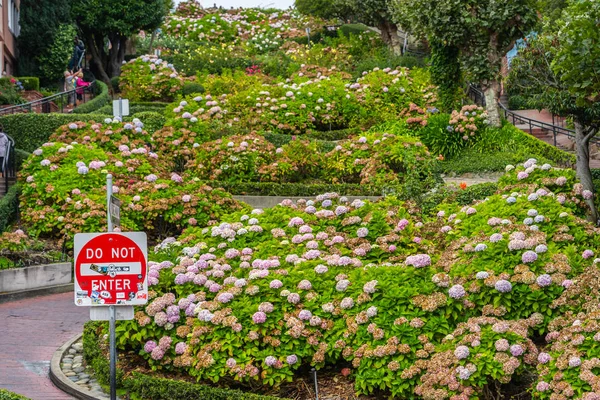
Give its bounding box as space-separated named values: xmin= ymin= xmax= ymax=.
xmin=8 ymin=0 xmax=18 ymax=35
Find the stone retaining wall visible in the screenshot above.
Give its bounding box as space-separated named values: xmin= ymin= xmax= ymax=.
xmin=0 ymin=262 xmax=71 ymax=293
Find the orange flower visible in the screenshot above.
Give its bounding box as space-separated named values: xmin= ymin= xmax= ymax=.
xmin=437 ymin=154 xmax=444 ymax=161
xmin=460 ymin=182 xmax=467 ymax=190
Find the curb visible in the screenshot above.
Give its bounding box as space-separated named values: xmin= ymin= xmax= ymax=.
xmin=49 ymin=332 xmax=103 ymax=400
xmin=0 ymin=283 xmax=74 ymax=304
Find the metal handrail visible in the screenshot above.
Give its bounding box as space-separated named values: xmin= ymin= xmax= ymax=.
xmin=0 ymin=80 xmax=97 ymax=116
xmin=2 ymin=134 xmax=15 ymax=195
xmin=467 ymin=84 xmax=597 ymax=147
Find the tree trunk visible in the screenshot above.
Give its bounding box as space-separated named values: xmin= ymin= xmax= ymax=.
xmin=386 ymin=23 xmax=402 ymax=56
xmin=148 ymin=30 xmax=157 ymax=54
xmin=482 ymin=80 xmax=502 ymax=127
xmin=378 ymin=22 xmax=391 ymax=47
xmin=106 ymin=35 xmax=127 ymax=78
xmin=574 ymin=120 xmax=599 ymax=224
xmin=85 ymin=34 xmax=111 ymax=87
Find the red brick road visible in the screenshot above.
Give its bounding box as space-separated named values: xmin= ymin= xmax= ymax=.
xmin=0 ymin=292 xmax=88 ymax=399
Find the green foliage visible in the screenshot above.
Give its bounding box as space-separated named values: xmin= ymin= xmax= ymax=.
xmin=83 ymin=321 xmax=284 ymax=400
xmin=0 ymin=389 xmax=30 ymax=400
xmin=392 ymin=0 xmax=538 ymax=83
xmin=111 ymin=76 xmax=120 ymax=93
xmin=16 ymin=77 xmax=41 ymax=92
xmin=37 ymin=24 xmax=77 ymax=84
xmin=119 ymin=58 xmax=184 ymax=102
xmin=17 ymin=0 xmax=72 ymax=81
xmin=72 ymin=81 xmax=110 ymax=114
xmin=507 ymin=95 xmax=532 ymax=111
xmin=0 ymin=78 xmax=25 ymax=106
xmin=214 ymin=181 xmax=400 ymax=197
xmin=429 ymin=41 xmax=462 ymax=112
xmin=15 ymin=149 xmax=31 ymax=171
xmin=552 ymin=0 xmax=600 ymax=108
xmin=132 ymin=112 xmax=166 ymax=134
xmin=0 ymin=113 xmax=110 ymax=152
xmin=0 ymin=184 xmax=20 ymax=233
xmin=123 ymin=373 xmax=287 ymax=400
xmin=181 ymin=82 xmax=205 ymax=96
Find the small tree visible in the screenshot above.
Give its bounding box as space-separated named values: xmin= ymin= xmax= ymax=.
xmin=295 ymin=0 xmax=403 ymax=55
xmin=71 ymin=0 xmax=171 ymax=86
xmin=392 ymin=0 xmax=538 ymax=126
xmin=552 ymin=0 xmax=600 ymax=222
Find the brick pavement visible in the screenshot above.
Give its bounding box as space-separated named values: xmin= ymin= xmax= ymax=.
xmin=0 ymin=292 xmax=88 ymax=399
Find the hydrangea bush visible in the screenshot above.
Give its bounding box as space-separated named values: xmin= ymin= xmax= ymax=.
xmin=19 ymin=120 xmax=245 ymax=244
xmin=113 ymin=159 xmax=600 ymax=397
xmin=120 ymin=56 xmax=185 ymax=102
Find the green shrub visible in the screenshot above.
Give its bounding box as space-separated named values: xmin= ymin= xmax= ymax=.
xmin=0 ymin=78 xmax=24 ymax=105
xmin=15 ymin=149 xmax=31 ymax=171
xmin=94 ymin=103 xmax=166 ymax=116
xmin=111 ymin=76 xmax=120 ymax=93
xmin=507 ymin=95 xmax=531 ymax=110
xmin=72 ymin=81 xmax=110 ymax=114
xmin=83 ymin=322 xmax=286 ymax=400
xmin=0 ymin=113 xmax=111 ymax=152
xmin=132 ymin=111 xmax=166 ymax=134
xmin=502 ymin=123 xmax=575 ymax=166
xmin=123 ymin=373 xmax=287 ymax=400
xmin=181 ymin=82 xmax=205 ymax=96
xmin=0 ymin=184 xmax=20 ymax=232
xmin=213 ymin=181 xmax=399 ymax=196
xmin=0 ymin=389 xmax=30 ymax=400
xmin=421 ymin=182 xmax=499 ymax=213
xmin=16 ymin=77 xmax=40 ymax=91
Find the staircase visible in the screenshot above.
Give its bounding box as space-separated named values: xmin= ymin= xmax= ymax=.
xmin=0 ymin=176 xmax=16 ymax=195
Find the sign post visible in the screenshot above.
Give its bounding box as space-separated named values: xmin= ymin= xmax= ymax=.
xmin=73 ymin=174 xmax=148 ymax=400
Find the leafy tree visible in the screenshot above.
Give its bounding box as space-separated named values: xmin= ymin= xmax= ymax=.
xmin=552 ymin=0 xmax=600 ymax=222
xmin=506 ymin=6 xmax=600 ymax=223
xmin=18 ymin=0 xmax=72 ymax=83
xmin=295 ymin=0 xmax=402 ymax=55
xmin=392 ymin=0 xmax=538 ymax=127
xmin=71 ymin=0 xmax=172 ymax=86
xmin=429 ymin=40 xmax=462 ymax=112
xmin=38 ymin=25 xmax=78 ymax=84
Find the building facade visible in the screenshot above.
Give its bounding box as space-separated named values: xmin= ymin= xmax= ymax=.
xmin=0 ymin=0 xmax=19 ymax=75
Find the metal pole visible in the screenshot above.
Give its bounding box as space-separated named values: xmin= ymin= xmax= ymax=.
xmin=311 ymin=368 xmax=319 ymax=400
xmin=107 ymin=174 xmax=113 ymax=232
xmin=106 ymin=173 xmax=116 ymax=400
xmin=109 ymin=305 xmax=116 ymax=400
xmin=118 ymin=98 xmax=123 ymax=120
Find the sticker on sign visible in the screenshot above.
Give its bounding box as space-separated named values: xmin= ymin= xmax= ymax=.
xmin=74 ymin=232 xmax=148 ymax=307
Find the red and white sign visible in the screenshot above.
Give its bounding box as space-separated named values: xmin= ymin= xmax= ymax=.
xmin=74 ymin=232 xmax=148 ymax=307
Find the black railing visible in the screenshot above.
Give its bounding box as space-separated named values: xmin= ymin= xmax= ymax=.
xmin=0 ymin=81 xmax=97 ymax=116
xmin=2 ymin=134 xmax=15 ymax=195
xmin=467 ymin=85 xmax=595 ymax=147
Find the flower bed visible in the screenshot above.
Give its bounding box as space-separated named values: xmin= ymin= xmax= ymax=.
xmin=105 ymin=159 xmax=600 ymax=398
xmin=120 ymin=56 xmax=185 ymax=102
xmin=20 ymin=120 xmax=245 ymax=245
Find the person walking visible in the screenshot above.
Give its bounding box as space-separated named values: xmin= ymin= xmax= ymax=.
xmin=68 ymin=37 xmax=85 ymax=71
xmin=0 ymin=128 xmax=9 ymax=175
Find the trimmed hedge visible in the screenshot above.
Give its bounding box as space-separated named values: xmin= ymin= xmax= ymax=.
xmin=0 ymin=113 xmax=111 ymax=152
xmin=83 ymin=322 xmax=287 ymax=400
xmin=94 ymin=103 xmax=167 ymax=116
xmin=124 ymin=373 xmax=286 ymax=400
xmin=421 ymin=182 xmax=499 ymax=213
xmin=212 ymin=181 xmax=399 ymax=197
xmin=0 ymin=184 xmax=20 ymax=232
xmin=17 ymin=77 xmax=40 ymax=92
xmin=505 ymin=123 xmax=575 ymax=166
xmin=132 ymin=111 xmax=166 ymax=134
xmin=0 ymin=389 xmax=30 ymax=400
xmin=15 ymin=149 xmax=31 ymax=171
xmin=72 ymin=81 xmax=110 ymax=114
xmin=262 ymin=133 xmax=336 ymax=152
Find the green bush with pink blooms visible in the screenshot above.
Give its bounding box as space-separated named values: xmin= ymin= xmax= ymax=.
xmin=19 ymin=120 xmax=245 ymax=246
xmin=97 ymin=158 xmax=600 ymax=398
xmin=119 ymin=56 xmax=185 ymax=102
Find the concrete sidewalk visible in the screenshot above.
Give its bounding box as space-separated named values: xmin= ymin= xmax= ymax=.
xmin=0 ymin=292 xmax=88 ymax=399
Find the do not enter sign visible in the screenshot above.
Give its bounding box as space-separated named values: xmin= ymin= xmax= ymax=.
xmin=74 ymin=232 xmax=148 ymax=306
